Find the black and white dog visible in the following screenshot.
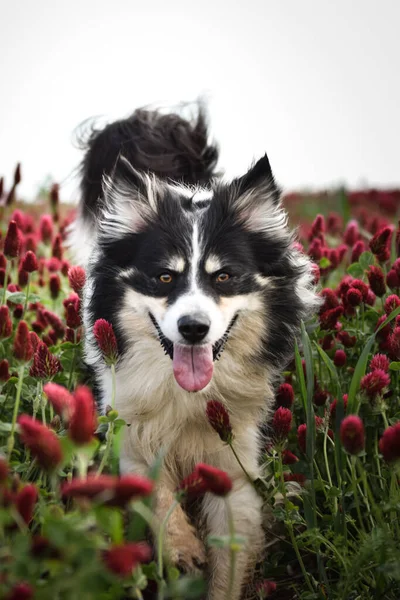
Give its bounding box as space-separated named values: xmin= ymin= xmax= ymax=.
xmin=70 ymin=105 xmax=318 ymax=599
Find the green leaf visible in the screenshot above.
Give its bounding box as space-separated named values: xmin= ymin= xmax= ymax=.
xmin=347 ymin=306 xmax=400 ymax=414
xmin=294 ymin=341 xmax=307 ymax=413
xmin=6 ymin=291 xmax=27 ymax=304
xmin=347 ymin=262 xmax=364 ymax=278
xmin=319 ymin=256 xmax=331 ymax=269
xmin=359 ymin=251 xmax=375 ymax=269
xmin=167 ymin=566 xmax=180 ymax=582
xmin=389 ymin=362 xmax=400 ymax=371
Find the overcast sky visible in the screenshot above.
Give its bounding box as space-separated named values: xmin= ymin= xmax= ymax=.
xmin=1 ymin=0 xmax=399 ymax=201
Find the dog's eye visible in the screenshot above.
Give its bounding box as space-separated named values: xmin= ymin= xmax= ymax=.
xmin=216 ymin=272 xmax=230 ymax=283
xmin=159 ymin=273 xmax=173 ymax=284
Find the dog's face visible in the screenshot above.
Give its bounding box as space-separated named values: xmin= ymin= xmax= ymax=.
xmin=87 ymin=155 xmax=317 ymax=392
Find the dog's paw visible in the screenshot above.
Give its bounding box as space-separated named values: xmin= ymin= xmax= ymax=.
xmin=166 ymin=529 xmax=207 ymax=573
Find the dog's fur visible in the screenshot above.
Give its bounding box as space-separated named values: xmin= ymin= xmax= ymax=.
xmin=70 ymin=104 xmax=319 ymax=599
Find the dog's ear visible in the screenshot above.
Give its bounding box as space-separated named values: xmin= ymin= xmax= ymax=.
xmin=99 ymin=155 xmax=164 ymax=242
xmin=229 ymin=154 xmax=285 ymax=235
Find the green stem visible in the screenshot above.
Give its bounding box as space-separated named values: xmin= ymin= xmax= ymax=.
xmin=23 ymin=274 xmax=31 ymax=314
xmin=1 ymin=260 xmax=11 ymax=305
xmin=111 ymin=363 xmax=116 ymax=410
xmin=228 ymin=442 xmax=254 ymax=487
xmin=96 ymin=421 xmax=114 ymax=476
xmin=157 ymin=499 xmax=179 ymax=600
xmin=67 ymin=330 xmax=78 ymax=391
xmin=76 ymin=452 xmax=88 ymax=479
xmin=278 ymin=453 xmax=314 ymax=593
xmin=7 ymin=364 xmax=25 ymax=457
xmin=350 ymin=456 xmax=366 ymax=534
xmin=225 ymin=499 xmax=237 ymax=600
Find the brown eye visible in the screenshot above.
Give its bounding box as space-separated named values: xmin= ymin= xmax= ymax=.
xmin=216 ymin=272 xmax=230 ymax=283
xmin=159 ymin=273 xmax=173 ymax=284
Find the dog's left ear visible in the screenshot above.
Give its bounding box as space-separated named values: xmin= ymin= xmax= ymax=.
xmin=230 ymin=154 xmax=284 ymax=234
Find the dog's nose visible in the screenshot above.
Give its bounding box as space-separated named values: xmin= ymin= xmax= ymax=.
xmin=178 ymin=314 xmax=211 ymax=344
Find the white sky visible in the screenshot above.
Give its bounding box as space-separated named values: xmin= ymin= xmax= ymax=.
xmin=1 ymin=0 xmax=399 ymax=201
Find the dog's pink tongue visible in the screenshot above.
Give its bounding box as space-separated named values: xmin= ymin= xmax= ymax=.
xmin=173 ymin=344 xmax=213 ymax=392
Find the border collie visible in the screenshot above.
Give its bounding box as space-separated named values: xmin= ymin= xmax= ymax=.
xmin=70 ymin=105 xmax=319 ymax=599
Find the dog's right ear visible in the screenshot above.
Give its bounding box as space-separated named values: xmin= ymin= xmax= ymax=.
xmin=99 ymin=155 xmax=163 ymax=242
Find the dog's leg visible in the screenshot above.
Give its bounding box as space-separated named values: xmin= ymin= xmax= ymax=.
xmin=202 ymin=478 xmax=263 ymax=600
xmin=155 ymin=483 xmax=207 ymax=573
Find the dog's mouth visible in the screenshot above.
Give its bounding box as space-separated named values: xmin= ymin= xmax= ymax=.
xmin=149 ymin=313 xmax=238 ymax=392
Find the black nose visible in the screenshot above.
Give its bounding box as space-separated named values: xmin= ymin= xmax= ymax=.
xmin=178 ymin=314 xmax=211 ymax=344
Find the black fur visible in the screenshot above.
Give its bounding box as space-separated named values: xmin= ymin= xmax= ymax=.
xmin=78 ymin=104 xmax=219 ymax=222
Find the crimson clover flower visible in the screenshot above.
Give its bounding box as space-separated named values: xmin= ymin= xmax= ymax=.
xmin=340 ymin=415 xmax=365 ymax=455
xmin=18 ymin=415 xmax=63 ymax=471
xmin=206 ymin=400 xmax=233 ymax=442
xmin=93 ymin=318 xmax=118 ymax=365
xmin=379 ymin=422 xmax=400 ymax=463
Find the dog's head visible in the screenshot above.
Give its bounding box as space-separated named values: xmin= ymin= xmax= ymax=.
xmin=87 ymin=155 xmax=318 ymax=392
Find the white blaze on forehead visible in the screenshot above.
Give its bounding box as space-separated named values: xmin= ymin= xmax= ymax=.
xmin=190 ymin=221 xmax=201 ymax=291
xmin=167 ymin=256 xmax=185 ymax=273
xmin=168 ymin=183 xmax=213 ymax=203
xmin=205 ymin=255 xmax=222 ymax=274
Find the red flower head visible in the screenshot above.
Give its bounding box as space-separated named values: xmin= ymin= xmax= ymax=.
xmin=255 ymin=579 xmax=277 ymax=598
xmin=343 ymin=220 xmax=359 ymax=246
xmin=197 ymin=463 xmax=232 ymax=496
xmin=283 ymin=472 xmax=306 ymax=486
xmin=333 ymin=349 xmax=346 ymax=368
xmin=379 ymin=422 xmax=400 ymax=463
xmin=52 ymin=234 xmax=63 ymax=261
xmin=29 ymin=342 xmax=62 ymax=379
xmin=308 ymin=238 xmax=323 ymax=261
xmin=18 ymin=415 xmax=63 ymax=471
xmin=330 ymin=395 xmax=348 ymax=424
xmin=4 ymin=221 xmax=21 ymax=258
xmin=340 ymin=415 xmax=365 ymax=455
xmin=309 ymin=214 xmax=325 ymax=240
xmin=21 ymin=251 xmax=38 ymax=273
xmin=68 ymin=386 xmax=97 ymax=445
xmin=367 ymin=266 xmax=386 ymax=297
xmin=272 ymin=407 xmax=292 ymax=440
xmin=49 ymin=274 xmax=61 ymax=300
xmin=360 ymin=369 xmax=390 ymax=399
xmin=327 ymin=212 xmax=342 ymax=235
xmin=282 ymin=449 xmax=298 ymax=465
xmin=337 ymin=330 xmax=356 ymax=348
xmin=18 ymin=268 xmax=28 ymax=288
xmin=0 ymin=358 xmax=10 ymax=384
xmin=50 ymin=183 xmax=60 ymax=220
xmin=43 ymin=383 xmax=75 ymax=421
xmin=47 ymin=257 xmax=61 ymax=272
xmin=103 ymin=542 xmax=151 ymax=577
xmin=206 ymin=400 xmax=233 ymax=442
xmin=66 ymin=303 xmax=81 ymax=329
xmin=13 ymin=321 xmax=33 ymax=362
xmin=365 ymin=289 xmax=376 ymax=306
xmin=388 ymin=326 xmax=400 ymax=360
xmin=384 ymin=294 xmax=400 ymax=315
xmin=369 ymin=226 xmax=392 ymax=262
xmin=297 ymin=423 xmax=307 ymax=454
xmin=61 ymin=474 xmax=153 ymax=506
xmin=68 ymin=265 xmax=86 ymax=294
xmin=29 ymin=331 xmax=41 ymax=352
xmin=0 ymin=306 xmax=12 ymax=339
xmin=39 ymin=214 xmax=53 ymax=243
xmin=320 ymin=306 xmax=343 ymax=330
xmin=376 ymin=314 xmax=392 ymax=340
xmin=6 ymin=582 xmax=34 ymax=600
xmin=386 ymin=269 xmax=400 ymax=290
xmin=15 ymin=483 xmax=38 ymax=524
xmin=311 ymin=263 xmax=320 ymax=285
xmin=93 ymin=319 xmax=118 ymax=365
xmin=319 ymin=288 xmax=339 ymax=314
xmin=177 ymin=468 xmax=208 ymax=499
xmin=313 ymin=389 xmax=328 ymax=406
xmin=370 ymin=354 xmax=390 ymax=373
xmin=351 ymin=240 xmax=366 ymax=263
xmin=0 ymin=456 xmax=9 ymax=483
xmin=276 ymin=383 xmax=295 ymax=408
xmin=350 ymin=279 xmax=369 ymax=302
